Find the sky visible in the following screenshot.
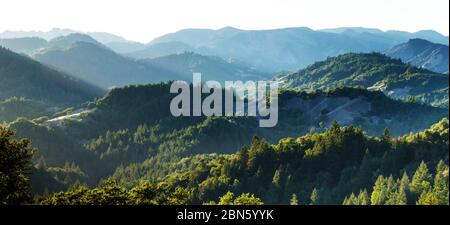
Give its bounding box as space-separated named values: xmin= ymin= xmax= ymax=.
xmin=0 ymin=0 xmax=448 ymax=43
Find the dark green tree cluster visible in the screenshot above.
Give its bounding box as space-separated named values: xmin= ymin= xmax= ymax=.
xmin=281 ymin=53 xmax=449 ymax=107
xmin=343 ymin=161 xmax=449 ymax=205
xmin=130 ymin=118 xmax=448 ymax=205
xmin=0 ymin=126 xmax=35 ymax=204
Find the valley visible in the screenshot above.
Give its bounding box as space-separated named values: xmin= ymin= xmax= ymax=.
xmin=0 ymin=25 xmax=448 ymax=206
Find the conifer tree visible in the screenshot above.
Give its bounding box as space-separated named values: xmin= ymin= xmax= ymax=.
xmin=411 ymin=161 xmax=432 ymax=195
xmin=432 ymin=161 xmax=449 ymax=205
xmin=310 ymin=188 xmax=319 ymax=205
xmin=357 ymin=189 xmax=370 ymax=205
xmin=371 ymin=175 xmax=387 ymax=205
xmin=290 ymin=193 xmax=298 ymax=205
xmin=0 ymin=126 xmax=35 ymax=205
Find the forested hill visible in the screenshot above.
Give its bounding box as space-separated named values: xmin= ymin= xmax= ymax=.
xmin=6 ymin=81 xmax=446 ymax=197
xmin=143 ymin=52 xmax=270 ymax=82
xmin=33 ymin=41 xmax=183 ymax=89
xmin=278 ymin=53 xmax=449 ymax=107
xmin=0 ymin=46 xmax=104 ymax=105
xmin=37 ymin=118 xmax=449 ymax=205
xmin=387 ymin=39 xmax=449 ymax=74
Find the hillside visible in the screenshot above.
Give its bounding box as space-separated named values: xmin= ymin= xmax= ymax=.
xmin=143 ymin=52 xmax=270 ymax=82
xmin=33 ymin=41 xmax=182 ymax=88
xmin=131 ymin=27 xmax=449 ymax=72
xmin=0 ymin=33 xmax=107 ymax=56
xmin=279 ymin=53 xmax=449 ymax=107
xmin=0 ymin=46 xmax=104 ymax=105
xmin=0 ymin=28 xmax=131 ymax=45
xmin=107 ymin=118 xmax=449 ymax=205
xmin=0 ymin=37 xmax=48 ymax=54
xmin=0 ymin=97 xmax=51 ymax=123
xmin=7 ymin=82 xmax=446 ymax=195
xmin=387 ymin=39 xmax=449 ymax=74
xmin=128 ymin=41 xmax=194 ymax=59
xmin=34 ymin=117 xmax=448 ymax=205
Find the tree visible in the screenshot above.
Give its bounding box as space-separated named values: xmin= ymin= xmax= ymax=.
xmin=411 ymin=161 xmax=432 ymax=195
xmin=218 ymin=192 xmax=235 ymax=205
xmin=0 ymin=126 xmax=35 ymax=205
xmin=357 ymin=189 xmax=370 ymax=205
xmin=382 ymin=128 xmax=390 ymax=140
xmin=233 ymin=193 xmax=264 ymax=205
xmin=432 ymin=161 xmax=449 ymax=205
xmin=343 ymin=193 xmax=358 ymax=205
xmin=290 ymin=193 xmax=298 ymax=205
xmin=272 ymin=169 xmax=281 ymax=188
xmin=371 ymin=176 xmax=387 ymax=205
xmin=395 ymin=187 xmax=408 ymax=205
xmin=218 ymin=191 xmax=263 ymax=205
xmin=417 ymin=191 xmax=438 ymax=205
xmin=310 ymin=188 xmax=319 ymax=205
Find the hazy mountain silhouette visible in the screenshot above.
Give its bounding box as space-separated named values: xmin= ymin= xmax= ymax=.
xmin=132 ymin=27 xmax=449 ymax=72
xmin=0 ymin=46 xmax=104 ymax=105
xmin=387 ymin=39 xmax=449 ymax=74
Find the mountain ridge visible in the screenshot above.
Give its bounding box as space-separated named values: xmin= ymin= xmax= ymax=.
xmin=387 ymin=38 xmax=449 ymax=74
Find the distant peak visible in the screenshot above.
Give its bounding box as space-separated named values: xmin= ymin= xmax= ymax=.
xmin=219 ymin=26 xmax=240 ymax=31
xmin=406 ymin=38 xmax=434 ymax=47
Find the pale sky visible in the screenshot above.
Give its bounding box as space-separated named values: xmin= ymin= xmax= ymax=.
xmin=1 ymin=0 xmax=448 ymax=43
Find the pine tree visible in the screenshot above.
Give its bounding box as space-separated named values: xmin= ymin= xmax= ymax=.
xmin=411 ymin=161 xmax=432 ymax=195
xmin=357 ymin=189 xmax=370 ymax=205
xmin=272 ymin=169 xmax=281 ymax=188
xmin=432 ymin=161 xmax=449 ymax=205
xmin=417 ymin=190 xmax=438 ymax=205
xmin=382 ymin=128 xmax=390 ymax=140
xmin=371 ymin=175 xmax=387 ymax=205
xmin=343 ymin=193 xmax=358 ymax=205
xmin=396 ymin=187 xmax=408 ymax=205
xmin=310 ymin=188 xmax=319 ymax=205
xmin=0 ymin=126 xmax=35 ymax=205
xmin=290 ymin=193 xmax=298 ymax=205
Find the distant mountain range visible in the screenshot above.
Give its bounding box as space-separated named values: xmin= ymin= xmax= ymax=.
xmin=143 ymin=52 xmax=270 ymax=82
xmin=2 ymin=27 xmax=448 ymax=73
xmin=133 ymin=27 xmax=449 ymax=72
xmin=0 ymin=28 xmax=145 ymax=54
xmin=1 ymin=33 xmax=270 ymax=87
xmin=0 ymin=28 xmax=129 ymax=43
xmin=278 ymin=53 xmax=449 ymax=107
xmin=0 ymin=46 xmax=103 ymax=105
xmin=387 ymin=39 xmax=449 ymax=74
xmin=31 ymin=38 xmax=182 ymax=89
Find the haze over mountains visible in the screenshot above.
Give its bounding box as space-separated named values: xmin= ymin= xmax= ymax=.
xmin=1 ymin=26 xmax=448 ymax=111
xmin=32 ymin=39 xmax=182 ymax=89
xmin=134 ymin=27 xmax=449 ymax=71
xmin=387 ymin=38 xmax=449 ymax=74
xmin=0 ymin=46 xmax=103 ymax=105
xmin=2 ymin=27 xmax=448 ymax=72
xmin=1 ymin=25 xmax=449 ymax=205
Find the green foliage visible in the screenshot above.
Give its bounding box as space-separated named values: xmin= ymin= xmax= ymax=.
xmin=410 ymin=161 xmax=432 ymax=195
xmin=0 ymin=97 xmax=50 ymax=123
xmin=281 ymin=53 xmax=449 ymax=107
xmin=344 ymin=160 xmax=449 ymax=205
xmin=109 ymin=118 xmax=448 ymax=205
xmin=1 ymin=81 xmax=447 ymax=205
xmin=214 ymin=191 xmax=263 ymax=205
xmin=0 ymin=126 xmax=35 ymax=204
xmin=38 ymin=179 xmax=193 ymax=205
xmin=290 ymin=193 xmax=298 ymax=205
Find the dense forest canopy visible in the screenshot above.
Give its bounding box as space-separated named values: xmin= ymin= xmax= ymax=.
xmin=2 ymin=118 xmax=447 ymax=205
